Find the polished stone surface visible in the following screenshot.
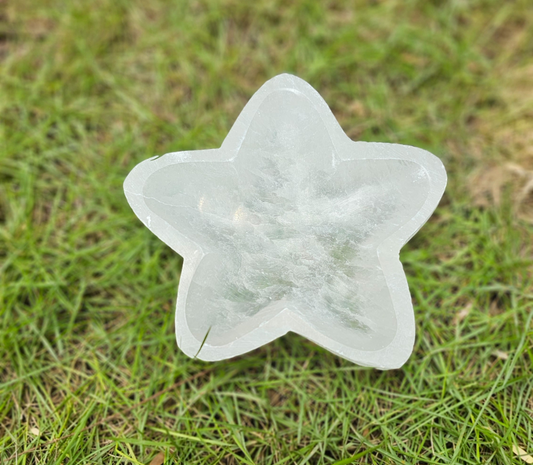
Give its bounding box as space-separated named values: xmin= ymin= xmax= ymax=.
xmin=124 ymin=74 xmax=447 ymax=369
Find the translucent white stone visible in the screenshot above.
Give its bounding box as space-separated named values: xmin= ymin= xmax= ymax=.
xmin=124 ymin=74 xmax=447 ymax=369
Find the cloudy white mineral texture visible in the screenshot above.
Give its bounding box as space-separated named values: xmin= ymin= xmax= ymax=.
xmin=124 ymin=74 xmax=447 ymax=369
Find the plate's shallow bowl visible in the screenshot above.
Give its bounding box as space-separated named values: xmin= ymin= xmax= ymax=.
xmin=124 ymin=74 xmax=447 ymax=369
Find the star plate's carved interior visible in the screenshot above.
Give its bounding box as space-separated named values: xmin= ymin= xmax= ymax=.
xmin=142 ymin=89 xmax=431 ymax=351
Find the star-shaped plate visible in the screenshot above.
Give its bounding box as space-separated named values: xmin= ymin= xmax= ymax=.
xmin=124 ymin=74 xmax=447 ymax=369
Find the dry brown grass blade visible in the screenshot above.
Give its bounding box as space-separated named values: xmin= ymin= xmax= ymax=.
xmin=513 ymin=445 xmax=533 ymax=464
xmin=149 ymin=451 xmax=166 ymax=465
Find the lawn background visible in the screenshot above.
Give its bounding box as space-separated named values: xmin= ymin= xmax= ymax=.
xmin=1 ymin=0 xmax=533 ymax=463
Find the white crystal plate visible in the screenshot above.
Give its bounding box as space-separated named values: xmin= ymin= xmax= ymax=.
xmin=124 ymin=74 xmax=447 ymax=369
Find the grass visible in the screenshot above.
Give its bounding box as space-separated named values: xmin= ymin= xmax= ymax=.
xmin=1 ymin=0 xmax=533 ymax=463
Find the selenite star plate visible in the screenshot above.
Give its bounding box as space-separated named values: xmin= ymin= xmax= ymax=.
xmin=124 ymin=74 xmax=447 ymax=369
